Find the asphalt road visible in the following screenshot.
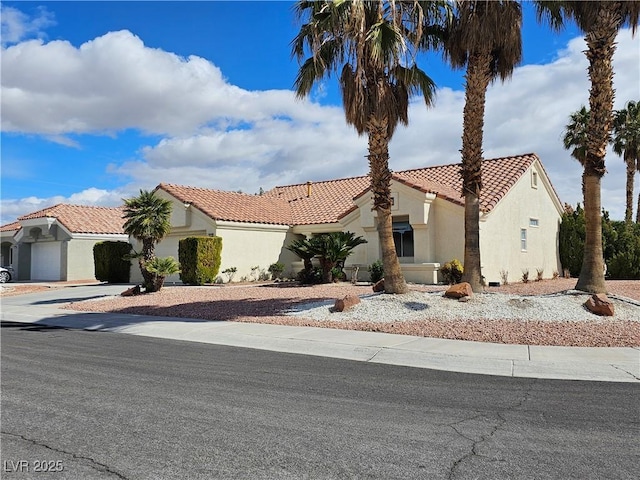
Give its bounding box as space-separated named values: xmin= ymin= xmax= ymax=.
xmin=1 ymin=322 xmax=638 ymax=480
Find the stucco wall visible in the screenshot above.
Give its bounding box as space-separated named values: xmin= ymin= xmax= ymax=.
xmin=480 ymin=163 xmax=562 ymax=284
xmin=433 ymin=198 xmax=465 ymax=266
xmin=215 ymin=222 xmax=294 ymax=281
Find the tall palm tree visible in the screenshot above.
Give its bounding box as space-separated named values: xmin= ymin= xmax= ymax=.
xmin=292 ymin=0 xmax=446 ymax=294
xmin=536 ymin=1 xmax=640 ymax=293
xmin=562 ymin=105 xmax=590 ymax=196
xmin=122 ymin=189 xmax=172 ymax=292
xmin=442 ymin=0 xmax=522 ymax=292
xmin=611 ymin=100 xmax=640 ymax=223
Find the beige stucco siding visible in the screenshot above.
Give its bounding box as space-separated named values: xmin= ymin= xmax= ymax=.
xmin=433 ymin=198 xmax=465 ymax=265
xmin=64 ymin=237 xmax=128 ymax=281
xmin=215 ymin=222 xmax=295 ymax=280
xmin=480 ymin=163 xmax=562 ymax=284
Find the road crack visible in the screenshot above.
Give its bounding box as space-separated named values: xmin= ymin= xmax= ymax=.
xmin=446 ymin=379 xmax=537 ymax=479
xmin=1 ymin=430 xmax=129 ymax=479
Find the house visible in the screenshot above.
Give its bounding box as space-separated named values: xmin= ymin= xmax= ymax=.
xmin=2 ymin=153 xmax=563 ymax=285
xmin=0 ymin=204 xmax=128 ymax=281
xmin=146 ymin=152 xmax=563 ymax=285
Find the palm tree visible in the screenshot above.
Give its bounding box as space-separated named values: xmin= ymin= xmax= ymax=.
xmin=145 ymin=257 xmax=181 ymax=292
xmin=536 ymin=1 xmax=640 ymax=293
xmin=442 ymin=0 xmax=522 ymax=292
xmin=312 ymin=232 xmax=368 ymax=283
xmin=611 ymin=100 xmax=640 ymax=223
xmin=292 ymin=0 xmax=446 ymax=294
xmin=122 ymin=189 xmax=173 ymax=292
xmin=562 ymin=105 xmax=590 ymax=196
xmin=287 ymin=232 xmax=367 ymax=284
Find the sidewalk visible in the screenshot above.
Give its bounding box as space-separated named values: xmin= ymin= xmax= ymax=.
xmin=1 ymin=284 xmax=639 ymax=382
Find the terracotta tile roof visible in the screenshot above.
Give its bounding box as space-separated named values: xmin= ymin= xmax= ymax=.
xmin=157 ymin=184 xmax=293 ymax=225
xmin=158 ymin=153 xmax=544 ymax=227
xmin=17 ymin=204 xmax=126 ymax=234
xmin=395 ymin=153 xmax=539 ymax=212
xmin=0 ymin=221 xmax=22 ymax=233
xmin=265 ymin=176 xmax=371 ymax=225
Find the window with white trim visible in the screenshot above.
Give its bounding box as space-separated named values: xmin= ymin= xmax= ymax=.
xmin=520 ymin=228 xmax=527 ymax=251
xmin=392 ymin=217 xmax=414 ymax=258
xmin=529 ymin=218 xmax=539 ymax=227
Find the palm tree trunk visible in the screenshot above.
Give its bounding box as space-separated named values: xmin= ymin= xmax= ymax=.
xmin=576 ymin=174 xmax=606 ymax=292
xmin=368 ymin=117 xmax=408 ymax=294
xmin=460 ymin=52 xmax=491 ymax=293
xmin=141 ymin=238 xmax=157 ymax=292
xmin=575 ymin=5 xmax=620 ymax=293
xmin=625 ymin=153 xmax=635 ymax=223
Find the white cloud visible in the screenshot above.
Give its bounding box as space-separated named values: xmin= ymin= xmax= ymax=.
xmin=1 ymin=26 xmax=638 ymax=224
xmin=0 ymin=5 xmax=55 ymax=46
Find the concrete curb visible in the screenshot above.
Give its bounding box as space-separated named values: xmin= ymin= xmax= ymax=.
xmin=2 ymin=301 xmax=638 ymax=383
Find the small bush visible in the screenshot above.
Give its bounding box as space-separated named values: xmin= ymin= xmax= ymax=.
xmin=331 ymin=267 xmax=346 ymax=282
xmin=521 ymin=269 xmax=530 ymax=283
xmin=268 ymin=262 xmax=285 ymax=280
xmin=222 ymin=267 xmax=237 ymax=283
xmin=440 ymin=259 xmax=463 ymax=285
xmin=536 ymin=268 xmax=544 ymax=282
xmin=499 ymin=269 xmax=509 ymax=286
xmin=368 ymin=260 xmax=384 ymax=283
xmin=552 ymin=270 xmax=559 ymax=280
xmin=297 ymin=266 xmax=322 ymax=284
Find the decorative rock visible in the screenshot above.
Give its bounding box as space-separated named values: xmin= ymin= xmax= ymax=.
xmin=372 ymin=279 xmax=385 ymax=292
xmin=445 ymin=282 xmax=473 ymax=299
xmin=121 ymin=285 xmax=141 ymax=297
xmin=584 ymin=294 xmax=615 ymax=316
xmin=334 ymin=295 xmax=361 ymax=312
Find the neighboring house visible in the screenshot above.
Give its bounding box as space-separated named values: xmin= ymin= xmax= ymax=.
xmin=149 ymin=152 xmax=563 ymax=285
xmin=0 ymin=204 xmax=127 ymax=281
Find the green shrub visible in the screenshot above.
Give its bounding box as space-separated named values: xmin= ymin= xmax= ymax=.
xmin=268 ymin=262 xmax=285 ymax=279
xmin=178 ymin=236 xmax=222 ymax=285
xmin=559 ymin=204 xmax=640 ymax=279
xmin=93 ymin=241 xmax=132 ymax=283
xmin=606 ymin=222 xmax=640 ymax=279
xmin=297 ymin=266 xmax=323 ymax=284
xmin=440 ymin=259 xmax=463 ymax=285
xmin=368 ymin=260 xmax=384 ymax=283
xmin=330 ymin=266 xmax=346 ymax=282
xmin=558 ymin=204 xmax=585 ymax=277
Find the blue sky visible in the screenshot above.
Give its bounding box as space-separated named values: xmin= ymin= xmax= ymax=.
xmin=1 ymin=1 xmax=639 ymax=224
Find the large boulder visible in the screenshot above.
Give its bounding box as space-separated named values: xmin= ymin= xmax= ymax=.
xmin=584 ymin=294 xmax=615 ymax=317
xmin=334 ymin=295 xmax=361 ymax=312
xmin=445 ymin=282 xmax=473 ymax=299
xmin=372 ymin=279 xmax=385 ymax=292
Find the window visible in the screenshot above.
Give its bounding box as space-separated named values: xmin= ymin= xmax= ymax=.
xmin=531 ymin=171 xmax=538 ymax=188
xmin=392 ymin=218 xmax=414 ymax=258
xmin=529 ymin=218 xmax=539 ymax=227
xmin=520 ymin=228 xmax=527 ymax=251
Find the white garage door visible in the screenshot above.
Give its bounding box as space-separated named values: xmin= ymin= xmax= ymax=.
xmin=31 ymin=242 xmax=62 ymax=281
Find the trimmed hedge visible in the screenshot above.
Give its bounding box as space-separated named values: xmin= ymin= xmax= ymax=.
xmin=93 ymin=241 xmax=132 ymax=283
xmin=178 ymin=236 xmax=222 ymax=285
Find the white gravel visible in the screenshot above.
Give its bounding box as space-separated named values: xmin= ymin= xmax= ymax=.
xmin=287 ymin=290 xmax=640 ymax=323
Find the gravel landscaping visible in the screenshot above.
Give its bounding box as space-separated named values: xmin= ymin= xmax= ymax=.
xmin=48 ymin=278 xmax=640 ymax=347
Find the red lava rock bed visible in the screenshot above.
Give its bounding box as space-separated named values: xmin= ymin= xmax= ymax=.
xmin=55 ymin=278 xmax=640 ymax=347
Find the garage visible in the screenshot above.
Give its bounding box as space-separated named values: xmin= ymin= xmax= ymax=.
xmin=31 ymin=242 xmax=62 ymax=281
